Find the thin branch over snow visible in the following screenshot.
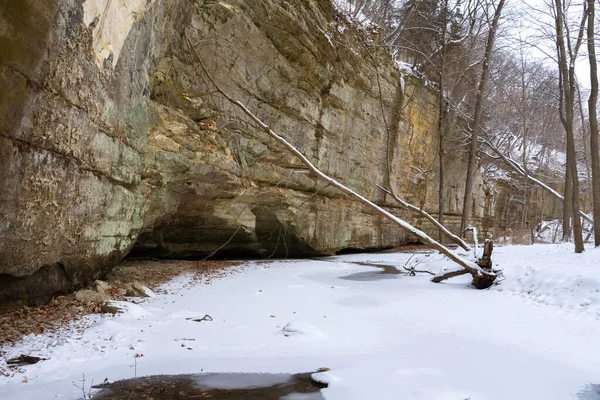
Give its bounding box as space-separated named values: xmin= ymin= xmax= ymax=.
xmin=183 ymin=31 xmax=496 ymax=289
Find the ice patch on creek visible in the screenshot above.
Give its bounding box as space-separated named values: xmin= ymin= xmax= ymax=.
xmin=338 ymin=262 xmax=402 ymax=281
xmin=280 ymin=393 xmax=325 ymax=400
xmin=192 ymin=373 xmax=292 ymax=390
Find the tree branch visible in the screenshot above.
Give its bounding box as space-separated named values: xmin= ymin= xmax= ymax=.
xmin=431 ymin=268 xmax=470 ymax=283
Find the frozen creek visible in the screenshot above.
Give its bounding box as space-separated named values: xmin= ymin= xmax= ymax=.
xmin=1 ymin=244 xmax=600 ymax=399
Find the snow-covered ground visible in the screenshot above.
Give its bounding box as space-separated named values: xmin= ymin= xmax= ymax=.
xmin=1 ymin=244 xmax=600 ymax=399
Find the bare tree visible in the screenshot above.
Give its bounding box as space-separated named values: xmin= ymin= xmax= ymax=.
xmin=437 ymin=0 xmax=449 ymax=242
xmin=553 ymin=0 xmax=586 ymax=252
xmin=435 ymin=0 xmax=479 ymax=242
xmin=460 ymin=0 xmax=507 ymax=235
xmin=587 ymin=0 xmax=600 ymax=246
xmin=519 ymin=46 xmax=535 ymax=244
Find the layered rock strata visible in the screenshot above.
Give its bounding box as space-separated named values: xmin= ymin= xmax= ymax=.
xmin=0 ymin=0 xmax=489 ymax=306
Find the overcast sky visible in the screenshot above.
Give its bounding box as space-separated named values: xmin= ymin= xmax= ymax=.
xmin=506 ymin=0 xmax=593 ymax=89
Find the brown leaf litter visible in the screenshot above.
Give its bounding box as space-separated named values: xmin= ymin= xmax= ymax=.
xmin=0 ymin=259 xmax=242 ymax=350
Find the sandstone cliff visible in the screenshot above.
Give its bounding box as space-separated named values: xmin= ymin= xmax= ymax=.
xmin=0 ymin=0 xmax=489 ymax=306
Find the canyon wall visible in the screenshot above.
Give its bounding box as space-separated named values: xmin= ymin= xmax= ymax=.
xmin=0 ymin=0 xmax=489 ymax=306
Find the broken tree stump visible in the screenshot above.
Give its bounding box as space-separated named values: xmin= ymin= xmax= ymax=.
xmin=432 ymin=240 xmax=495 ymax=289
xmin=476 ymin=240 xmax=493 ymax=269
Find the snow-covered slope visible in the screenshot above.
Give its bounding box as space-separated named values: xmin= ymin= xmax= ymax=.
xmin=495 ymin=243 xmax=600 ymax=319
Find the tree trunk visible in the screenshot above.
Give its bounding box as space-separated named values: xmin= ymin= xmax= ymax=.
xmin=460 ymin=0 xmax=506 ymax=235
xmin=432 ymin=268 xmax=469 ymax=283
xmin=563 ymin=161 xmax=573 ymax=240
xmin=476 ymin=239 xmax=493 ymax=269
xmin=437 ymin=0 xmax=449 ymax=243
xmin=523 ymin=131 xmax=534 ymax=245
xmin=588 ymin=0 xmax=600 ymax=246
xmin=438 ymin=112 xmax=446 ymax=243
xmin=577 ymin=84 xmax=592 ymax=212
xmin=554 ymin=0 xmax=586 ymax=253
xmin=520 ymin=50 xmax=534 ymax=245
xmin=568 ymin=132 xmax=584 ymax=252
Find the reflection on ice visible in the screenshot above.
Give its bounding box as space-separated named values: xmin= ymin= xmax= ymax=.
xmin=339 ymin=262 xmax=402 ymax=281
xmin=193 ymin=373 xmax=292 ymax=390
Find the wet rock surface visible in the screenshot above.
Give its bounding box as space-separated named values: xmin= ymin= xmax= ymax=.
xmin=74 ymin=289 xmax=110 ymax=303
xmin=93 ymin=372 xmax=326 ymax=400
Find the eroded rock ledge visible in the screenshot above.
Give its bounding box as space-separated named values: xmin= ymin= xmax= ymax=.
xmin=0 ymin=0 xmax=488 ymax=307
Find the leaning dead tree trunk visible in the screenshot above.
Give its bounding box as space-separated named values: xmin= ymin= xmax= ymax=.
xmin=376 ymin=185 xmax=470 ymax=251
xmin=183 ymin=32 xmax=496 ymax=289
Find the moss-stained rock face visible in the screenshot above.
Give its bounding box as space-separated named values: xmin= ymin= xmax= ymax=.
xmin=0 ymin=0 xmax=190 ymax=306
xmin=0 ymin=0 xmax=488 ymax=306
